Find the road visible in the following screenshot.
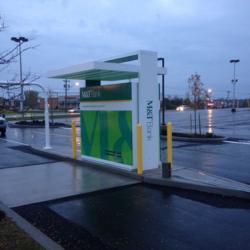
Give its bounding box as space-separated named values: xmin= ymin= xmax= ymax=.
xmin=165 ymin=107 xmax=250 ymax=140
xmin=3 ymin=125 xmax=250 ymax=184
xmin=168 ymin=140 xmax=250 ymax=184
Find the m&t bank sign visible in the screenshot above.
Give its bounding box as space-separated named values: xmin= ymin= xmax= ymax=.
xmin=146 ymin=100 xmax=153 ymax=141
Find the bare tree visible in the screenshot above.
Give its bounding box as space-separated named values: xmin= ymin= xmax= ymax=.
xmin=0 ymin=15 xmax=18 ymax=66
xmin=24 ymin=90 xmax=39 ymax=109
xmin=0 ymin=15 xmax=40 ymax=75
xmin=188 ymin=74 xmax=204 ymax=134
xmin=0 ymin=15 xmax=5 ymax=32
xmin=0 ymin=16 xmax=40 ymax=112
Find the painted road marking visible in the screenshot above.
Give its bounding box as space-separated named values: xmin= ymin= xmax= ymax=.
xmin=0 ymin=138 xmax=29 ymax=146
xmin=224 ymin=140 xmax=250 ymax=145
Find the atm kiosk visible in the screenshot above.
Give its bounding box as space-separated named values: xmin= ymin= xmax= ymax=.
xmin=49 ymin=50 xmax=167 ymax=171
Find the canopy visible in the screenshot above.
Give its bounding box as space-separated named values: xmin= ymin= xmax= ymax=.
xmin=48 ymin=61 xmax=139 ymax=81
xmin=48 ymin=50 xmax=166 ymax=81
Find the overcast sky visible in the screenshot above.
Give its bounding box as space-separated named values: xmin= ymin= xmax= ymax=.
xmin=0 ymin=0 xmax=249 ymax=98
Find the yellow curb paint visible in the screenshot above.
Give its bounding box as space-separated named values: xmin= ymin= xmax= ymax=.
xmin=137 ymin=124 xmax=143 ymax=175
xmin=72 ymin=121 xmax=77 ymax=160
xmin=167 ymin=122 xmax=173 ymax=165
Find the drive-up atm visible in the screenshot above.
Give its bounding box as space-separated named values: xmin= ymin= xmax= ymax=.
xmin=48 ymin=50 xmax=167 ymax=172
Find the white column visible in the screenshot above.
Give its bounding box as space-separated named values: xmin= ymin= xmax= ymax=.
xmin=44 ymin=93 xmax=51 ymax=149
xmin=138 ymin=51 xmax=160 ymax=170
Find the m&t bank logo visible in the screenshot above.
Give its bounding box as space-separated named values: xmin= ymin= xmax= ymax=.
xmin=146 ymin=100 xmax=153 ymax=141
xmin=81 ymin=89 xmax=101 ymax=99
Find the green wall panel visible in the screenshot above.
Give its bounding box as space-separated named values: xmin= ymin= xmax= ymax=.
xmin=80 ymin=110 xmax=133 ymax=165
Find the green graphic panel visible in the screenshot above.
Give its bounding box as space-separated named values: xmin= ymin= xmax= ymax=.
xmin=80 ymin=110 xmax=133 ymax=165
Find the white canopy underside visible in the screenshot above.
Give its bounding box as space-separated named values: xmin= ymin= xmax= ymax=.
xmin=48 ymin=51 xmax=166 ymax=81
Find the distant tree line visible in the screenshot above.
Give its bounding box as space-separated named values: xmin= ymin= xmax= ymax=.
xmin=161 ymin=96 xmax=191 ymax=110
xmin=161 ymin=96 xmax=250 ymax=110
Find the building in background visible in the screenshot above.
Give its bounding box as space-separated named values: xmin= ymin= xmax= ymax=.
xmin=38 ymin=95 xmax=79 ymax=110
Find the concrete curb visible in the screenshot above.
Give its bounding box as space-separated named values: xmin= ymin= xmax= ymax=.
xmin=0 ymin=201 xmax=64 ymax=250
xmin=8 ymin=122 xmax=61 ymax=129
xmin=144 ymin=176 xmax=250 ymax=200
xmin=29 ymin=146 xmax=143 ymax=181
xmin=6 ymin=113 xmax=79 ymax=122
xmin=28 ymin=146 xmax=250 ymax=200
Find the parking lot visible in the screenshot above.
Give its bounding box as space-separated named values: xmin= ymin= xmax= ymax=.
xmin=0 ymin=117 xmax=250 ymax=249
xmin=3 ymin=123 xmax=250 ymax=184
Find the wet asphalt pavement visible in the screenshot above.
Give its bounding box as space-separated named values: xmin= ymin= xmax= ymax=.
xmin=15 ymin=184 xmax=250 ymax=250
xmin=165 ymin=108 xmax=250 ymax=140
xmin=171 ymin=141 xmax=250 ymax=184
xmin=2 ymin=109 xmax=250 ymax=249
xmin=3 ymin=124 xmax=250 ymax=184
xmin=0 ymin=141 xmax=139 ymax=207
xmin=0 ymin=144 xmax=56 ymax=169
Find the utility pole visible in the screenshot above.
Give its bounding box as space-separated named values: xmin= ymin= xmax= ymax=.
xmin=63 ymin=79 xmax=70 ymax=111
xmin=229 ymin=59 xmax=240 ymax=112
xmin=11 ymin=36 xmax=29 ymax=118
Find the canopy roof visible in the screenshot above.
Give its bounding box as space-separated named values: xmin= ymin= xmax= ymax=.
xmin=48 ymin=50 xmax=166 ymax=81
xmin=48 ymin=61 xmax=139 ymax=81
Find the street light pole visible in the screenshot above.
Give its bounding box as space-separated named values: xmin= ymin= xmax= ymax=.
xmin=18 ymin=41 xmax=23 ymax=113
xmin=229 ymin=59 xmax=240 ymax=112
xmin=11 ymin=36 xmax=29 ymax=117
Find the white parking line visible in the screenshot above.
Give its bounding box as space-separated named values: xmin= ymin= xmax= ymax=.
xmin=0 ymin=137 xmax=29 ymax=146
xmin=224 ymin=140 xmax=250 ymax=145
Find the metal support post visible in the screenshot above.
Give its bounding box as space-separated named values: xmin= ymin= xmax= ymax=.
xmin=44 ymin=93 xmax=51 ymax=149
xmin=18 ymin=42 xmax=24 ymax=116
xmin=162 ymin=122 xmax=172 ymax=178
xmin=11 ymin=36 xmax=29 ymax=117
xmin=229 ymin=59 xmax=240 ymax=112
xmin=158 ymin=57 xmax=166 ymax=125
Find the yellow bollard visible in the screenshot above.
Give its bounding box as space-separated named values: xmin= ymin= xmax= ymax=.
xmin=72 ymin=121 xmax=77 ymax=160
xmin=167 ymin=122 xmax=173 ymax=165
xmin=137 ymin=124 xmax=143 ymax=176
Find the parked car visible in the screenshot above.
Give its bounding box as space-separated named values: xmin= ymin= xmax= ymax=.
xmin=0 ymin=115 xmax=6 ymax=136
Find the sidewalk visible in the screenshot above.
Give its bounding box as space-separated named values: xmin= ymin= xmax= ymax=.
xmin=3 ymin=125 xmax=250 ymax=200
xmin=143 ymin=166 xmax=250 ymax=200
xmin=33 ymin=144 xmax=250 ymax=200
